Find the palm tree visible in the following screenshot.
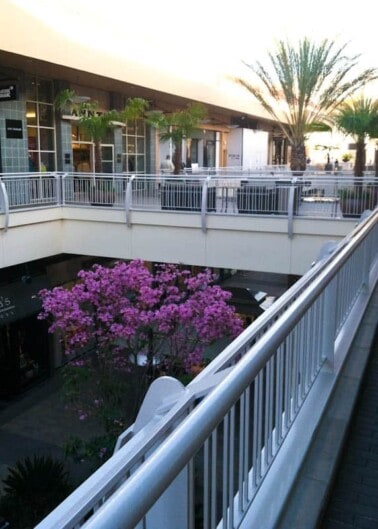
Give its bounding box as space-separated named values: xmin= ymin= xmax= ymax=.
xmin=148 ymin=103 xmax=207 ymax=174
xmin=236 ymin=38 xmax=378 ymax=172
xmin=334 ymin=96 xmax=378 ymax=178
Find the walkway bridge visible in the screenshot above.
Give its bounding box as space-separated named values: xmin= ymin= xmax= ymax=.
xmin=32 ymin=205 xmax=378 ymax=529
xmin=1 ymin=171 xmax=376 ymax=275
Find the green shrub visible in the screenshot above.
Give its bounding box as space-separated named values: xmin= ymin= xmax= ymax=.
xmin=0 ymin=455 xmax=72 ymax=529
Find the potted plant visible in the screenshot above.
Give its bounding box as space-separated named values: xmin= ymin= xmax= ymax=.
xmin=338 ymin=187 xmax=373 ymax=218
xmin=341 ymin=153 xmax=352 ymax=163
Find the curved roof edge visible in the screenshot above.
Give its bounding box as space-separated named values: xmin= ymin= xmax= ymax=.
xmin=0 ymin=1 xmax=272 ymax=121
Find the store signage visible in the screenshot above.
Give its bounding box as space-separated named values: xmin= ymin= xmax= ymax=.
xmin=0 ymin=295 xmax=16 ymax=322
xmin=5 ymin=119 xmax=23 ymax=139
xmin=0 ymin=83 xmax=18 ymax=101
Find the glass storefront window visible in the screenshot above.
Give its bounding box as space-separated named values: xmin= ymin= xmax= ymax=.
xmin=136 ymin=156 xmax=145 ymax=172
xmin=39 ymin=128 xmax=55 ymax=151
xmin=40 ymin=152 xmax=56 ymax=172
xmin=28 ymin=128 xmax=38 ymax=151
xmin=26 ymin=102 xmax=37 ymax=126
xmin=38 ymin=104 xmax=54 ymax=127
xmin=26 ymin=76 xmax=56 ymax=172
xmin=122 ymin=119 xmax=146 ymax=173
xmin=137 ymin=137 xmax=144 ymax=152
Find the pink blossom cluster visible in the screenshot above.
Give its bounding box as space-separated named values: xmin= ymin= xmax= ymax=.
xmin=38 ymin=260 xmax=243 ymax=374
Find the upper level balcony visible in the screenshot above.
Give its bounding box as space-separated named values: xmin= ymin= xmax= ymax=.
xmin=1 ymin=169 xmax=376 ymax=275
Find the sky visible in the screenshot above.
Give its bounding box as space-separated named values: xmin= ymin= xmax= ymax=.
xmin=8 ymin=0 xmax=378 ymax=94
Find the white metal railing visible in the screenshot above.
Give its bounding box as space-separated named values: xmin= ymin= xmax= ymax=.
xmin=1 ymin=172 xmax=377 ymax=226
xmin=0 ymin=172 xmax=59 ymax=208
xmin=35 ymin=210 xmax=378 ymax=529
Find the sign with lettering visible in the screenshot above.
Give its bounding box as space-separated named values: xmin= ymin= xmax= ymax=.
xmin=5 ymin=119 xmax=23 ymax=139
xmin=0 ymin=295 xmax=16 ymax=322
xmin=0 ymin=83 xmax=18 ymax=101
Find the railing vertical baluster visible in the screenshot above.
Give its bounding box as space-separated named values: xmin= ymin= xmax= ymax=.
xmin=0 ymin=180 xmax=10 ymax=232
xmin=228 ymin=406 xmax=235 ymax=528
xmin=256 ymin=371 xmax=263 ymax=483
xmin=238 ymin=393 xmax=245 ymax=512
xmin=211 ymin=430 xmax=217 ymax=529
xmin=361 ymin=236 xmax=371 ymax=293
xmin=204 ymin=439 xmax=210 ymax=529
xmin=252 ymin=379 xmax=259 ymax=489
xmin=276 ymin=345 xmax=283 ymax=448
xmin=322 ymin=276 xmax=337 ymax=370
xmin=222 ymin=414 xmax=229 ymax=529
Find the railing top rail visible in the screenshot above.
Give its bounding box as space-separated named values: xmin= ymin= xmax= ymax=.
xmin=0 ymin=170 xmax=375 ymax=180
xmin=0 ymin=171 xmax=57 ymax=178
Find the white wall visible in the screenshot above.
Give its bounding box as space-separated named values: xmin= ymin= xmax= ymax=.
xmin=0 ymin=208 xmax=352 ymax=276
xmin=242 ymin=129 xmax=269 ymax=168
xmin=227 ymin=129 xmax=269 ymax=168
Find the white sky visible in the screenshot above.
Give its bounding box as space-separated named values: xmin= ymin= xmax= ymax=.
xmin=9 ymin=0 xmax=378 ymax=94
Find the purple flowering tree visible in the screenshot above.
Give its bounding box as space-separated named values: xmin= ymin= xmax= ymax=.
xmin=38 ymin=260 xmax=243 ymax=443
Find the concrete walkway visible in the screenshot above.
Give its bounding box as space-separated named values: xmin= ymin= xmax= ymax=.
xmin=276 ymin=283 xmax=378 ymax=529
xmin=319 ymin=326 xmax=378 ymax=529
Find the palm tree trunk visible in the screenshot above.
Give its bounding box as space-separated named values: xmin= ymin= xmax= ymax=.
xmin=185 ymin=138 xmax=192 ymax=168
xmin=173 ymin=141 xmax=182 ymax=175
xmin=94 ymin=141 xmax=102 ymax=173
xmin=354 ymin=138 xmax=365 ymax=178
xmin=354 ymin=138 xmax=365 ymax=200
xmin=290 ymin=142 xmax=306 ymax=173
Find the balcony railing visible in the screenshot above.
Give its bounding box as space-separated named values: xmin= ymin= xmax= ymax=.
xmin=35 ymin=209 xmax=378 ymax=529
xmin=1 ymin=171 xmax=377 ymax=216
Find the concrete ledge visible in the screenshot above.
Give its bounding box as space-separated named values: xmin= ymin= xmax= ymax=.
xmin=276 ymin=285 xmax=378 ymax=529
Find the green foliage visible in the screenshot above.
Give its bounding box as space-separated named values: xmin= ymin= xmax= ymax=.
xmin=335 ymin=97 xmax=378 ymax=177
xmin=236 ymin=38 xmax=378 ymax=171
xmin=62 ymin=362 xmax=135 ymax=434
xmin=119 ymin=97 xmax=150 ymax=122
xmin=0 ymin=455 xmax=72 ymax=529
xmin=64 ymin=433 xmax=117 ymax=468
xmin=79 ymin=110 xmax=119 ymax=143
xmin=147 ymin=103 xmax=207 ymax=173
xmin=335 ymin=97 xmax=378 ymax=139
xmin=147 ymin=103 xmax=207 ymax=143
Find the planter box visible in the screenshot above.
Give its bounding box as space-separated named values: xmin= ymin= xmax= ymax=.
xmin=161 ymin=181 xmax=216 ymax=211
xmin=339 ymin=197 xmax=370 ymax=218
xmin=90 ymin=179 xmax=115 ymax=206
xmin=237 ymin=186 xmax=277 ymax=214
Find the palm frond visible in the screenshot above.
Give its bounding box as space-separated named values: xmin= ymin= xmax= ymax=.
xmin=236 ymin=38 xmax=377 ymax=143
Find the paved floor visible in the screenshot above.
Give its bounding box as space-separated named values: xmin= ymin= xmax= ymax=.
xmin=319 ymin=326 xmax=378 ymax=529
xmin=0 ymin=371 xmax=102 ymax=492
